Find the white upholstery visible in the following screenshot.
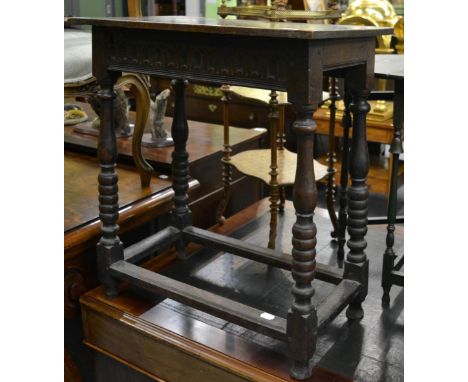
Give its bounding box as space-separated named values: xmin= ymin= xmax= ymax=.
xmin=64 ymin=28 xmax=93 ymax=85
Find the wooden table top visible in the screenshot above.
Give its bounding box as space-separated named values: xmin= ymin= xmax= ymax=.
xmin=65 ymin=151 xmax=173 ymax=233
xmin=375 ymin=54 xmax=404 ymax=80
xmin=64 ymin=151 xmax=199 ymax=258
xmin=66 ymin=16 xmax=392 ymax=40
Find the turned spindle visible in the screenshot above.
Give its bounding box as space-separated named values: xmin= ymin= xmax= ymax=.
xmin=216 ymin=85 xmax=233 ymax=225
xmin=287 ymin=105 xmax=318 ymax=380
xmin=268 ymin=90 xmax=280 ymax=249
xmin=96 ymin=76 xmax=124 ymax=298
xmin=344 ymin=89 xmax=370 ymax=320
xmin=170 ymin=79 xmax=192 ymax=259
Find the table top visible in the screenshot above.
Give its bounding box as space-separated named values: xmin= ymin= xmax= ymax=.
xmin=64 ymin=151 xmax=173 ymax=233
xmin=66 ymin=16 xmax=392 ymax=40
xmin=64 ymin=151 xmax=200 ymax=259
xmin=375 ymin=54 xmax=404 ymax=80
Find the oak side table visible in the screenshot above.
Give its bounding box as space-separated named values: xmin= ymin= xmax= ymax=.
xmin=67 ymin=16 xmax=391 ymax=380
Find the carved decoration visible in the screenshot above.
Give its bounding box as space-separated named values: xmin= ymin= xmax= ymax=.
xmin=106 ymin=30 xmax=289 ymax=89
xmin=142 ymin=89 xmax=174 ymax=148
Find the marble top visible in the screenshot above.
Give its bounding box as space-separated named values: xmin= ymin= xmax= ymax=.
xmin=375 ymin=54 xmax=404 ymax=80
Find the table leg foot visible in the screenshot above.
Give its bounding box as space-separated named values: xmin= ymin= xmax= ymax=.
xmin=382 ymin=288 xmax=391 ymax=307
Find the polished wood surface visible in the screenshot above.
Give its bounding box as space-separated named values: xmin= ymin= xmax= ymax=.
xmin=65 ymin=101 xmax=266 ymax=230
xmin=67 ymin=16 xmax=391 ymax=40
xmin=64 ymin=151 xmax=199 ymax=319
xmin=314 ymin=107 xmax=400 ymax=195
xmin=65 ymin=152 xmax=170 ymax=234
xmin=317 ymin=154 xmax=403 ymax=195
xmin=229 ymin=149 xmax=327 ymax=185
xmin=314 ymin=107 xmax=393 ymax=144
xmin=64 ymin=151 xmax=200 ymax=259
xmin=65 ymin=103 xmax=265 ymax=170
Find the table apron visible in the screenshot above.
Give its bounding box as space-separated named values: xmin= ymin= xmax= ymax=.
xmin=92 ymin=27 xmax=375 ymax=92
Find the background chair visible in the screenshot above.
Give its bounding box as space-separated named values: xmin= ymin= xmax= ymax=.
xmin=64 ymin=0 xmax=155 ymax=188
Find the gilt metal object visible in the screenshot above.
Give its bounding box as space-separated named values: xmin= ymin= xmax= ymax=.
xmin=218 ymin=0 xmax=340 ymax=21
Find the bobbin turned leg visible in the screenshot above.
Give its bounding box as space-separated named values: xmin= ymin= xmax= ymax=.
xmin=337 ymin=90 xmax=352 ymax=262
xmin=268 ymin=90 xmax=280 ymax=249
xmin=170 ymin=79 xmax=192 ymax=259
xmin=287 ymin=105 xmax=318 ymax=380
xmin=278 ymin=104 xmax=286 ymax=212
xmin=344 ymin=90 xmax=370 ymax=320
xmin=96 ymin=75 xmax=124 ymax=298
xmin=382 ymin=79 xmax=404 ymax=306
xmin=216 ymin=85 xmax=232 ymax=225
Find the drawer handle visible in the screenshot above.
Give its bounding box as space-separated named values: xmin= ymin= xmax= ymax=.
xmin=208 ymin=104 xmax=218 ymax=112
xmin=248 ymin=112 xmax=255 ymax=121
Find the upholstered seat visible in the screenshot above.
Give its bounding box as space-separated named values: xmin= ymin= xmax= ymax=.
xmin=64 ymin=26 xmax=154 ymax=188
xmin=64 ymin=28 xmax=93 ymax=88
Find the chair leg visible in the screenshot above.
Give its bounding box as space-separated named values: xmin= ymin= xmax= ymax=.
xmin=216 ymin=85 xmax=232 ymax=225
xmin=337 ymin=89 xmax=352 ymax=262
xmin=267 ymin=90 xmax=280 ymax=249
xmin=268 ymin=185 xmax=280 ymax=249
xmin=117 ymin=74 xmax=153 ymax=188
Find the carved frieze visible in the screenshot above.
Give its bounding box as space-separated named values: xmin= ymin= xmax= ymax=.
xmin=106 ymin=29 xmax=289 ymax=89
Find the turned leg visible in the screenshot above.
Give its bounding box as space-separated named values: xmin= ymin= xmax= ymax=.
xmin=326 ymin=77 xmax=339 ymax=238
xmin=96 ymin=75 xmax=124 ymax=298
xmin=268 ymin=90 xmax=280 ymax=249
xmin=170 ymin=79 xmax=192 ymax=259
xmin=344 ymin=89 xmax=370 ymax=320
xmin=287 ymin=105 xmax=318 ymax=380
xmin=216 ymin=85 xmax=232 ymax=225
xmin=337 ymin=90 xmax=352 ymax=262
xmin=278 ymin=104 xmax=286 ymax=212
xmin=382 ymin=79 xmax=404 ymax=306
